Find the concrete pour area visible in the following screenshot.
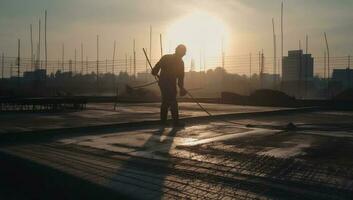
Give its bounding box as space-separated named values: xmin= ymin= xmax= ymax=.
xmin=1 ymin=109 xmax=353 ymax=199
xmin=0 ymin=103 xmax=287 ymax=134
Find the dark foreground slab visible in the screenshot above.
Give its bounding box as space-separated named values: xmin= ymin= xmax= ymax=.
xmin=0 ymin=152 xmax=128 ymax=200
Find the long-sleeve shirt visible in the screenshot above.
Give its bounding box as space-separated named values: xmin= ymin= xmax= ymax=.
xmin=152 ymin=54 xmax=184 ymax=89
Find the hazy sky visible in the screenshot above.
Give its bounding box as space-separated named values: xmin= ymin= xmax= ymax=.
xmin=1 ymin=0 xmax=353 ymax=71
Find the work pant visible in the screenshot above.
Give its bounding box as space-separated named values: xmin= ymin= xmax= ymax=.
xmin=160 ymin=84 xmax=179 ymax=123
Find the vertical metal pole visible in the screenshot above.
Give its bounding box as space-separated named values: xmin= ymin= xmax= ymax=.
xmin=324 ymin=32 xmax=330 ymax=97
xmin=160 ymin=34 xmax=163 ymax=57
xmin=86 ymin=56 xmax=88 ymax=74
xmin=249 ymin=53 xmax=252 ymax=78
xmin=261 ymin=50 xmax=265 ymax=87
xmin=221 ymin=37 xmax=225 ymax=69
xmin=81 ymin=43 xmax=83 ymax=74
xmin=258 ymin=51 xmax=261 ymax=75
xmin=149 ymin=25 xmax=152 ymax=64
xmin=45 ymin=10 xmax=47 ymax=74
xmin=96 ymin=35 xmax=99 ymax=89
xmin=125 ymin=53 xmax=128 ymax=73
xmin=1 ymin=53 xmax=4 ymax=80
xmin=348 ymin=55 xmax=351 ymax=88
xmin=30 ymin=24 xmax=33 ymax=71
xmin=133 ymin=39 xmax=136 ymax=79
xmin=38 ymin=19 xmax=41 ymax=69
xmin=74 ymin=48 xmax=77 ymax=73
xmin=272 ymin=18 xmax=277 ymax=87
xmin=129 ymin=55 xmax=132 ymax=77
xmin=17 ymin=39 xmax=21 ymax=86
xmin=281 ymin=2 xmax=284 ymax=89
xmin=112 ymin=40 xmax=116 ymax=75
xmin=61 ymin=43 xmax=64 ymax=71
xmin=324 ymin=51 xmax=326 ymax=80
xmin=69 ymin=59 xmax=72 ymax=72
xmin=305 ymin=35 xmax=309 ymax=54
xmin=298 ymin=50 xmax=302 ymax=98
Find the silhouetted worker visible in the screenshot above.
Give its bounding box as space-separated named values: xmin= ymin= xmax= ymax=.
xmin=152 ymin=44 xmax=187 ymax=127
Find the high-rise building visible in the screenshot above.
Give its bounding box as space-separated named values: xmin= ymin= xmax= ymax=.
xmin=282 ymin=50 xmax=314 ymax=81
xmin=332 ymin=68 xmax=353 ymax=88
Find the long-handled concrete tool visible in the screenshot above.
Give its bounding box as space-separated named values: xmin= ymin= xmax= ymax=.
xmin=142 ymin=48 xmax=251 ymax=127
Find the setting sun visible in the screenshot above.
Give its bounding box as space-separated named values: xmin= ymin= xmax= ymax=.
xmin=166 ymin=11 xmax=230 ymax=69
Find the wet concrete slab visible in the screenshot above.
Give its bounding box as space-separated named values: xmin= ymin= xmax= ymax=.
xmin=1 ymin=110 xmax=353 ymax=199
xmin=0 ymin=103 xmax=288 ymax=134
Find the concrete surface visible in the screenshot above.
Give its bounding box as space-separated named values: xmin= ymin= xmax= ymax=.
xmin=1 ymin=109 xmax=353 ymax=199
xmin=0 ymin=102 xmax=288 ymax=134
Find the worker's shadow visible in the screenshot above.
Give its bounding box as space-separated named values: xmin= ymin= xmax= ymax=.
xmin=109 ymin=126 xmax=181 ymax=199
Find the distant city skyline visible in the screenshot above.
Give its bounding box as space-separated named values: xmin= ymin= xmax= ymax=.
xmin=1 ymin=0 xmax=353 ymax=73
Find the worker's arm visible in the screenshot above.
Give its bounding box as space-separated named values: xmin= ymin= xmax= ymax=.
xmin=151 ymin=56 xmax=164 ymax=76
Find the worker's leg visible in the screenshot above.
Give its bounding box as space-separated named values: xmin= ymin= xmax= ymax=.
xmin=160 ymin=99 xmax=169 ymax=123
xmin=170 ymin=100 xmax=179 ymax=122
xmin=160 ymin=87 xmax=170 ymax=123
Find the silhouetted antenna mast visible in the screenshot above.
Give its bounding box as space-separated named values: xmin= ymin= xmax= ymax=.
xmin=305 ymin=35 xmax=309 ymax=54
xmin=133 ymin=39 xmax=136 ymax=79
xmin=281 ymin=2 xmax=284 ymax=81
xmin=74 ymin=48 xmax=77 ymax=73
xmin=86 ymin=56 xmax=88 ymax=74
xmin=149 ymin=25 xmax=152 ymax=64
xmin=221 ymin=37 xmax=225 ymax=69
xmin=324 ymin=32 xmax=330 ymax=97
xmin=69 ymin=59 xmax=72 ymax=72
xmin=81 ymin=43 xmax=83 ymax=74
xmin=272 ymin=18 xmax=277 ymax=87
xmin=249 ymin=53 xmax=252 ymax=78
xmin=258 ymin=51 xmax=261 ymax=75
xmin=96 ymin=35 xmax=99 ymax=85
xmin=61 ymin=43 xmax=64 ymax=71
xmin=324 ymin=33 xmax=330 ymax=78
xmin=45 ymin=10 xmax=47 ymax=73
xmin=37 ymin=19 xmax=41 ymax=69
xmin=125 ymin=53 xmax=127 ymax=73
xmin=160 ymin=33 xmax=163 ymax=57
xmin=349 ymin=55 xmax=351 ymax=88
xmin=1 ymin=53 xmax=4 ymax=79
xmin=17 ymin=39 xmax=21 ymax=83
xmin=324 ymin=51 xmax=327 ymax=79
xmin=112 ymin=40 xmax=116 ymax=75
xmin=30 ymin=24 xmax=34 ymax=71
xmin=129 ymin=55 xmax=132 ymax=76
xmin=260 ymin=49 xmax=265 ymax=82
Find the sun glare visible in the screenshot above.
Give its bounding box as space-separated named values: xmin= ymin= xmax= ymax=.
xmin=166 ymin=11 xmax=230 ymax=69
